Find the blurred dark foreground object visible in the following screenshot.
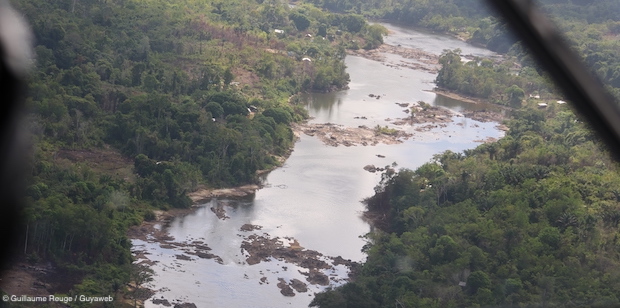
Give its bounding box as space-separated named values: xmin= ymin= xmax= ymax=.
xmin=0 ymin=0 xmax=33 ymax=270
xmin=485 ymin=0 xmax=620 ymax=161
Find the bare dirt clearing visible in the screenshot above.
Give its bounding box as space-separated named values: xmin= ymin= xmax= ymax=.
xmin=0 ymin=264 xmax=53 ymax=299
xmin=55 ymin=148 xmax=135 ymax=182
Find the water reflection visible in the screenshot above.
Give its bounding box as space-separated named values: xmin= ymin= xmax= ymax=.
xmin=302 ymin=92 xmax=344 ymax=120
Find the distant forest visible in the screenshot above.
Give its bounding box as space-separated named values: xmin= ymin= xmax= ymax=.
xmin=309 ymin=0 xmax=620 ymax=100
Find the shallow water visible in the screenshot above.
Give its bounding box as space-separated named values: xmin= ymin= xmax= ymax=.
xmin=379 ymin=22 xmax=499 ymax=58
xmin=136 ymin=22 xmax=504 ymax=308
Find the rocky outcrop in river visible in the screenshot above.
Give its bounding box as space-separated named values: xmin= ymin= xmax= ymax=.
xmin=240 ymin=233 xmax=360 ymax=296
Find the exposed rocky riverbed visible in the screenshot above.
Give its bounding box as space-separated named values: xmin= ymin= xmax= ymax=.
xmin=241 ymin=233 xmax=360 ymax=296
xmin=294 ymin=100 xmax=506 ymax=148
xmin=131 ymin=192 xmax=363 ymax=306
xmin=293 ymin=122 xmax=412 ymax=147
xmin=188 ymin=184 xmax=261 ymax=204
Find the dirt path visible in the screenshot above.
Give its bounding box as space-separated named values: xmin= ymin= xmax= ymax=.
xmin=55 ymin=148 xmax=135 ymax=182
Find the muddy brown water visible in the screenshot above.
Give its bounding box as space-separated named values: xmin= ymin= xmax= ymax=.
xmin=134 ymin=22 xmax=504 ymax=308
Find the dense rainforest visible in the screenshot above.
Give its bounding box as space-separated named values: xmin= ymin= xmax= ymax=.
xmin=2 ymin=0 xmax=388 ymax=304
xmin=309 ymin=1 xmax=620 ymax=308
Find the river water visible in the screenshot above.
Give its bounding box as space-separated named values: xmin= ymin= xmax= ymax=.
xmin=134 ymin=23 xmax=503 ymax=308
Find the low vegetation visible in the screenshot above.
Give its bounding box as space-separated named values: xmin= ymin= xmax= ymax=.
xmin=374 ymin=125 xmax=399 ymax=136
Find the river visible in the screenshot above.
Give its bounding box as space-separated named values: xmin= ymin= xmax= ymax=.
xmin=133 ymin=23 xmax=504 ymax=308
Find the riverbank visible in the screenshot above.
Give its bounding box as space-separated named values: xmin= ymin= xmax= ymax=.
xmin=129 ymin=181 xmax=269 ymax=245
xmin=431 ymin=88 xmax=511 ymax=124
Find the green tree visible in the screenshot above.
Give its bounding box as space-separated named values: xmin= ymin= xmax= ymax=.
xmin=206 ymin=102 xmax=224 ymax=118
xmin=467 ymin=271 xmax=491 ymax=295
xmin=263 ymin=107 xmax=292 ymax=124
xmin=505 ymin=85 xmax=525 ymax=107
xmin=290 ymin=11 xmax=311 ymax=31
xmin=364 ymin=24 xmax=388 ymax=49
xmin=343 ymin=14 xmax=366 ymax=33
xmin=130 ymin=264 xmax=154 ymax=308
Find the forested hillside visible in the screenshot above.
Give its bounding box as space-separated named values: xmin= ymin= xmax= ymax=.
xmin=4 ymin=0 xmax=386 ymax=303
xmin=311 ymin=104 xmax=620 ymax=308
